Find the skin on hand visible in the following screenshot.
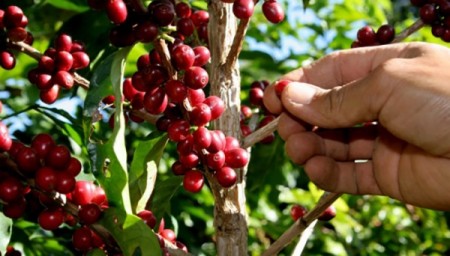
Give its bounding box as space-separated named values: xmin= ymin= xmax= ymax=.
xmin=263 ymin=42 xmax=450 ymax=211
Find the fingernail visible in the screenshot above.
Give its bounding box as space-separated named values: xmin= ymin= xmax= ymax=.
xmin=285 ymin=82 xmax=317 ymax=105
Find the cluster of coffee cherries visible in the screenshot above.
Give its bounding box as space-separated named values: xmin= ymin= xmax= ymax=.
xmin=290 ymin=204 xmax=337 ymax=222
xmin=27 ymin=34 xmax=90 ymax=104
xmin=229 ymin=0 xmax=285 ymax=24
xmin=0 ymin=5 xmax=33 ymax=70
xmin=411 ymin=0 xmax=450 ymax=41
xmin=0 ymin=133 xmax=112 ymax=253
xmin=351 ymin=24 xmax=396 ymax=48
xmin=88 ymin=0 xmax=209 ymax=47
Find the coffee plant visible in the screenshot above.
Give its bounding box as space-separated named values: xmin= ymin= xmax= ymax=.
xmin=0 ymin=0 xmax=449 ymax=255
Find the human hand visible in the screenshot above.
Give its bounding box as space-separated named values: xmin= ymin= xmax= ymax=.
xmin=263 ymin=42 xmax=450 ymax=211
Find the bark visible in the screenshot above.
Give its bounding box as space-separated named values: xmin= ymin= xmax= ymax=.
xmin=207 ymin=1 xmax=248 ymax=255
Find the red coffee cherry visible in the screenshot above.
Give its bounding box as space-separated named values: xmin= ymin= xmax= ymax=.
xmin=40 ymin=85 xmax=61 ymax=104
xmin=165 ymin=79 xmax=187 ymax=104
xmin=31 ymin=133 xmax=55 ymax=159
xmin=183 ymin=170 xmax=204 ymax=193
xmin=16 ymin=147 xmax=40 ymax=174
xmin=356 ymin=25 xmax=377 ymax=46
xmin=193 ymin=46 xmax=210 ymax=67
xmin=224 ymin=136 xmax=240 ymax=152
xmin=184 ymin=66 xmax=209 ymax=89
xmin=64 ymin=157 xmax=82 ymax=177
xmin=193 ymin=126 xmax=212 ymax=149
xmin=72 ymin=226 xmax=93 ymax=252
xmin=71 ymin=181 xmax=97 ymax=206
xmin=187 ymin=88 xmax=205 ymax=106
xmin=150 ymin=0 xmax=176 ymax=26
xmin=35 ymin=73 xmax=53 ymax=90
xmin=215 ymin=166 xmax=237 ymax=188
xmin=290 ymin=204 xmax=307 ymax=221
xmin=249 ymin=87 xmax=264 ymax=106
xmin=106 ymin=0 xmax=128 ymax=24
xmin=46 ymin=145 xmax=71 ymax=169
xmin=54 ymin=70 xmax=74 ymax=89
xmin=35 ymin=166 xmax=57 ymax=192
xmin=190 ymin=10 xmax=209 ymax=27
xmin=55 ymin=34 xmax=73 ymax=52
xmin=207 ymin=130 xmax=226 ymax=153
xmin=160 ymin=229 xmax=176 ymax=243
xmin=179 ymin=152 xmax=200 ymax=169
xmin=233 ymin=0 xmax=255 ymax=19
xmin=0 ymin=176 xmax=24 ymax=202
xmin=3 ymin=197 xmax=27 ymax=219
xmin=78 ymin=203 xmax=102 ymax=225
xmin=206 ymin=150 xmax=225 ymax=170
xmin=167 ymin=120 xmax=191 ymax=142
xmin=171 ymin=160 xmax=188 ymax=176
xmin=0 ymin=50 xmax=16 ymax=70
xmin=55 ymin=51 xmax=74 ymax=71
xmin=225 ymin=148 xmax=249 ymax=168
xmin=175 ymin=2 xmax=192 ymax=18
xmin=203 ymin=96 xmax=224 ymax=120
xmin=176 ymin=18 xmax=195 ymax=37
xmin=4 ymin=6 xmax=24 ymax=28
xmin=419 ymin=4 xmax=437 ymax=24
xmin=54 ymin=171 xmax=76 ymax=194
xmin=134 ymin=21 xmax=159 ymax=43
xmin=144 ymin=87 xmax=168 ymax=115
xmin=137 ymin=210 xmax=157 ymax=229
xmin=376 ymin=24 xmax=395 ymax=44
xmin=262 ymin=0 xmax=285 ymax=24
xmin=71 ymin=51 xmax=90 ymax=70
xmin=7 ymin=27 xmax=28 ymax=42
xmin=189 ymin=103 xmax=212 ymax=127
xmin=273 ymin=79 xmax=291 ymax=97
xmin=318 ymin=205 xmax=336 ymax=221
xmin=172 ymin=44 xmax=195 ymax=70
xmin=38 ymin=208 xmax=65 ymax=230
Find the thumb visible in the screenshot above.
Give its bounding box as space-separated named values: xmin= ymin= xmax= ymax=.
xmin=281 ymin=80 xmax=384 ymax=128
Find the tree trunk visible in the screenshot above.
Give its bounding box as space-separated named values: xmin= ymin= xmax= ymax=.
xmin=208 ymin=1 xmax=248 ymax=255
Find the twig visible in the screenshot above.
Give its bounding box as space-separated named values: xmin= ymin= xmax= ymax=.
xmin=8 ymin=41 xmax=90 ymax=89
xmin=392 ymin=19 xmax=425 ymax=43
xmin=130 ymin=109 xmax=160 ymax=124
xmin=291 ymin=219 xmax=317 ymax=256
xmin=153 ymin=39 xmax=177 ymax=79
xmin=225 ymin=18 xmax=250 ymax=68
xmin=242 ymin=116 xmax=279 ymax=148
xmin=261 ymin=192 xmax=342 ymax=256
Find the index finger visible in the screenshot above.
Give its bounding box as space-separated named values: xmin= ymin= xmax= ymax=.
xmin=282 ymin=42 xmax=426 ymax=89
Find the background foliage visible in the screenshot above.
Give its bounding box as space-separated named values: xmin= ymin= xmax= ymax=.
xmin=0 ymin=0 xmax=449 ymax=255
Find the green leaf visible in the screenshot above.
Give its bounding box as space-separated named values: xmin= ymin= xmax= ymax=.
xmin=87 ymin=47 xmax=133 ymax=213
xmin=150 ymin=177 xmax=183 ymax=219
xmin=0 ymin=213 xmax=12 ymax=253
xmin=129 ymin=132 xmax=169 ymax=213
xmin=34 ymin=105 xmax=85 ymax=149
xmin=45 ymin=0 xmax=90 ymax=12
xmin=98 ymin=207 xmax=162 ymax=256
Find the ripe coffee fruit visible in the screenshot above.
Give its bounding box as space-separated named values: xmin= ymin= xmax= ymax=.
xmin=137 ymin=210 xmax=157 ymax=229
xmin=183 ymin=170 xmax=204 ymax=193
xmin=318 ymin=205 xmax=336 ymax=221
xmin=262 ymin=0 xmax=285 ymax=24
xmin=215 ymin=166 xmax=237 ymax=188
xmin=38 ymin=208 xmax=65 ymax=230
xmin=78 ymin=203 xmax=102 ymax=225
xmin=290 ymin=204 xmax=307 ymax=221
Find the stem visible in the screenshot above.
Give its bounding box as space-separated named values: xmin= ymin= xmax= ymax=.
xmin=225 ymin=18 xmax=250 ymax=68
xmin=153 ymin=39 xmax=177 ymax=79
xmin=242 ymin=116 xmax=279 ymax=148
xmin=392 ymin=19 xmax=425 ymax=43
xmin=1 ymin=104 xmax=38 ymax=120
xmin=130 ymin=109 xmax=160 ymax=124
xmin=261 ymin=192 xmax=342 ymax=256
xmin=7 ymin=41 xmax=90 ymax=89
